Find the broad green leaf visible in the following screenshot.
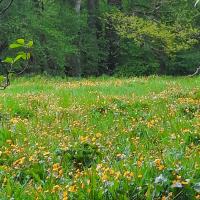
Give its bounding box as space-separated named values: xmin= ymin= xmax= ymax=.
xmin=15 ymin=52 xmax=27 ymax=60
xmin=27 ymin=53 xmax=31 ymax=59
xmin=9 ymin=43 xmax=22 ymax=49
xmin=3 ymin=57 xmax=13 ymax=64
xmin=27 ymin=40 xmax=33 ymax=48
xmin=18 ymin=52 xmax=25 ymax=55
xmin=21 ymin=53 xmax=27 ymax=60
xmin=17 ymin=39 xmax=25 ymax=45
xmin=14 ymin=55 xmax=23 ymax=63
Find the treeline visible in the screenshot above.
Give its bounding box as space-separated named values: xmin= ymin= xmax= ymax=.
xmin=0 ymin=0 xmax=200 ymax=77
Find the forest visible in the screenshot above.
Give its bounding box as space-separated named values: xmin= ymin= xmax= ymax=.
xmin=0 ymin=0 xmax=200 ymax=77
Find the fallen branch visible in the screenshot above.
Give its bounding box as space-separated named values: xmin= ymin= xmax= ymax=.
xmin=188 ymin=66 xmax=200 ymax=77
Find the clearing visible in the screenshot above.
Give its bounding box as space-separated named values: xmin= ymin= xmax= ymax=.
xmin=0 ymin=76 xmax=200 ymax=199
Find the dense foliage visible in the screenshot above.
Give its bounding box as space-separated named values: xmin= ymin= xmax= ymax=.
xmin=0 ymin=0 xmax=200 ymax=76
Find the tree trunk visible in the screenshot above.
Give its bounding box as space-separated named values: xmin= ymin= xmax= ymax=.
xmin=65 ymin=0 xmax=82 ymax=77
xmin=73 ymin=0 xmax=82 ymax=77
xmin=108 ymin=0 xmax=122 ymax=8
xmin=84 ymin=0 xmax=99 ymax=75
xmin=75 ymin=0 xmax=81 ymax=13
xmin=105 ymin=0 xmax=122 ymax=74
xmin=87 ymin=0 xmax=98 ymax=29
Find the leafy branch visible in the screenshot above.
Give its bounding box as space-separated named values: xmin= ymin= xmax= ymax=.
xmin=0 ymin=38 xmax=33 ymax=90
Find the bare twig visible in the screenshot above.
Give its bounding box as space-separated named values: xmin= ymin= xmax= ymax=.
xmin=0 ymin=0 xmax=14 ymax=16
xmin=188 ymin=66 xmax=200 ymax=77
xmin=0 ymin=60 xmax=29 ymax=90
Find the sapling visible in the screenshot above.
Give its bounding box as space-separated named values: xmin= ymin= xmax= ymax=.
xmin=0 ymin=38 xmax=33 ymax=89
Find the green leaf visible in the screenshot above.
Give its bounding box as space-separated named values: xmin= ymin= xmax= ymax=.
xmin=16 ymin=39 xmax=25 ymax=45
xmin=15 ymin=52 xmax=27 ymax=60
xmin=9 ymin=43 xmax=22 ymax=49
xmin=0 ymin=75 xmax=5 ymax=83
xmin=27 ymin=53 xmax=31 ymax=59
xmin=14 ymin=55 xmax=23 ymax=63
xmin=3 ymin=57 xmax=13 ymax=64
xmin=27 ymin=40 xmax=33 ymax=48
xmin=17 ymin=51 xmax=25 ymax=55
xmin=21 ymin=53 xmax=27 ymax=60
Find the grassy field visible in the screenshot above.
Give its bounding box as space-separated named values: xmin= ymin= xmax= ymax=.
xmin=0 ymin=76 xmax=200 ymax=199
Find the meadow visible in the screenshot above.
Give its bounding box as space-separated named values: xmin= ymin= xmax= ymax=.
xmin=0 ymin=76 xmax=200 ymax=200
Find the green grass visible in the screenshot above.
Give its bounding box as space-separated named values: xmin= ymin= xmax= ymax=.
xmin=0 ymin=75 xmax=200 ymax=199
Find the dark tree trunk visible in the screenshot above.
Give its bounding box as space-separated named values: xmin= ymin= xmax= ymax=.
xmin=64 ymin=0 xmax=82 ymax=77
xmin=87 ymin=0 xmax=99 ymax=29
xmin=84 ymin=0 xmax=100 ymax=75
xmin=105 ymin=0 xmax=122 ymax=74
xmin=0 ymin=41 xmax=7 ymax=54
xmin=158 ymin=56 xmax=166 ymax=74
xmin=108 ymin=0 xmax=122 ymax=8
xmin=72 ymin=0 xmax=82 ymax=77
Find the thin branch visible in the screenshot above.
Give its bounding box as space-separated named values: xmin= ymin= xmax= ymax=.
xmin=0 ymin=60 xmax=29 ymax=90
xmin=0 ymin=0 xmax=14 ymax=16
xmin=188 ymin=66 xmax=200 ymax=77
xmin=16 ymin=66 xmax=28 ymax=75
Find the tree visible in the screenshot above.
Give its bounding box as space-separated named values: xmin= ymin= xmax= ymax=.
xmin=83 ymin=0 xmax=100 ymax=75
xmin=1 ymin=0 xmax=199 ymax=76
xmin=109 ymin=7 xmax=199 ymax=74
xmin=65 ymin=0 xmax=82 ymax=76
xmin=105 ymin=0 xmax=122 ymax=74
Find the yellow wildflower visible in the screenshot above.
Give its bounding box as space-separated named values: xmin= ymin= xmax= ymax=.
xmin=52 ymin=185 xmax=62 ymax=193
xmin=63 ymin=191 xmax=68 ymax=200
xmin=68 ymin=185 xmax=77 ymax=193
xmin=138 ymin=174 xmax=143 ymax=178
xmin=13 ymin=157 xmax=26 ymax=167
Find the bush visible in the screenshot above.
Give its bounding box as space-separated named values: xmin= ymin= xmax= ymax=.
xmin=114 ymin=63 xmax=159 ymax=77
